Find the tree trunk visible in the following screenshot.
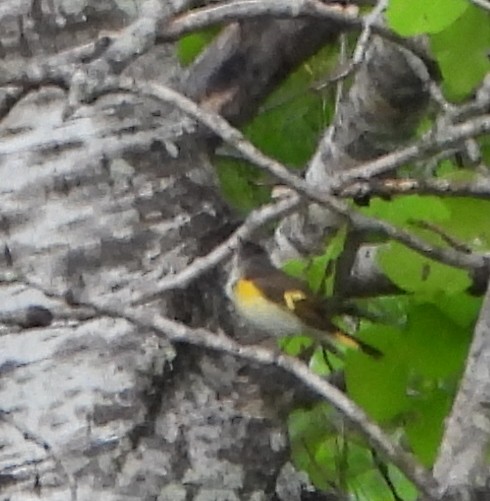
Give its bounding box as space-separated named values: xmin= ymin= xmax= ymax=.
xmin=0 ymin=1 xmax=330 ymax=499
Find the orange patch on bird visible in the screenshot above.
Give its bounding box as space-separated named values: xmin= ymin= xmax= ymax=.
xmin=333 ymin=331 xmax=360 ymax=349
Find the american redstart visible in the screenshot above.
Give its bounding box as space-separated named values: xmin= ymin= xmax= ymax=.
xmin=226 ymin=240 xmax=382 ymax=358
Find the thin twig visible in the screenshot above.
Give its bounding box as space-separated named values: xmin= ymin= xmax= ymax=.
xmin=334 ymin=34 xmax=348 ymax=107
xmin=409 ymin=220 xmax=473 ymax=254
xmin=85 ymin=305 xmax=441 ymax=499
xmin=328 ymin=0 xmax=389 ymax=84
xmin=157 ymin=0 xmax=439 ymax=78
xmin=12 ymin=271 xmax=440 ymax=500
xmin=333 ymin=115 xmax=490 ymax=186
xmin=131 ymin=194 xmax=302 ymax=304
xmin=336 ymin=176 xmax=490 ymax=200
xmin=102 ymin=78 xmax=488 ymax=276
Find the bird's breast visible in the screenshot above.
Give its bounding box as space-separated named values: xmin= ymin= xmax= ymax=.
xmin=231 ymin=279 xmax=303 ymax=336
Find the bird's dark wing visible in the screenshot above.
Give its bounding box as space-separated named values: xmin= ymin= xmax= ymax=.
xmin=250 ymin=273 xmax=382 ymax=358
xmin=248 ymin=272 xmax=311 ymax=308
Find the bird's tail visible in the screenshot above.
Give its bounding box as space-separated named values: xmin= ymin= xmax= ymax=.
xmin=331 ymin=329 xmax=383 ymax=359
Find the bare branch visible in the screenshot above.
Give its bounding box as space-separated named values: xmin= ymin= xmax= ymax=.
xmin=157 ymin=0 xmax=439 ymax=77
xmin=336 ymin=176 xmax=490 ymax=200
xmin=159 ymin=0 xmax=362 ymax=36
xmin=327 ymin=0 xmax=389 ymax=84
xmin=99 ymin=78 xmax=488 ymax=276
xmin=409 ymin=220 xmax=472 ymax=254
xmin=332 ymin=115 xmax=490 ymax=188
xmin=449 ymin=75 xmax=490 ymax=123
xmin=433 ymin=280 xmax=490 ymax=496
xmin=131 ymin=195 xmax=302 ymax=304
xmin=0 ymin=0 xmax=165 ymax=90
xmin=11 ymin=275 xmax=440 ymax=500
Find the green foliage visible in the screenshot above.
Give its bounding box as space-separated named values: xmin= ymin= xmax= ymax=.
xmin=403 ymin=303 xmax=469 ymax=379
xmin=280 ymin=219 xmax=478 ymax=495
xmin=283 ymin=225 xmax=348 ymax=295
xmin=378 ymin=243 xmax=471 ymax=294
xmin=280 ymin=196 xmax=483 ymax=496
xmin=198 ymin=4 xmax=488 ymax=498
xmin=405 ymin=388 xmax=453 ymax=466
xmin=482 ymin=137 xmax=490 ymax=164
xmin=214 ymin=46 xmax=337 ymax=210
xmin=362 ymin=195 xmax=450 ymax=227
xmin=284 ymin=224 xmax=480 ymax=496
xmin=288 ymin=405 xmax=401 ymax=496
xmin=442 ymin=198 xmax=490 ymax=251
xmin=214 ymin=157 xmax=270 ymax=213
xmin=387 ymin=2 xmax=490 ymax=100
xmin=430 ymin=6 xmax=490 ymax=100
xmin=387 ymin=465 xmax=418 ymax=501
xmin=288 ymin=405 xmax=340 ymax=491
xmin=367 ymin=194 xmax=490 ymax=296
xmin=429 ymin=291 xmax=481 ymax=329
xmin=346 ymin=325 xmax=409 ymax=422
xmin=177 ymin=28 xmax=220 ymax=66
xmin=288 ymin=404 xmax=418 ymax=500
xmin=242 ymin=60 xmax=332 ymax=167
xmin=386 ymin=0 xmax=468 ymax=36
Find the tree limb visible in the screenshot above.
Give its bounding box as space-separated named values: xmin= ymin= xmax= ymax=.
xmin=433 ymin=280 xmax=490 ymax=498
xmin=8 ymin=275 xmax=441 ymax=500
xmin=336 ymin=176 xmax=490 ymax=200
xmin=102 ymin=78 xmax=488 ymax=278
xmin=131 ymin=195 xmax=302 ymax=303
xmin=158 ymin=0 xmax=439 ymax=77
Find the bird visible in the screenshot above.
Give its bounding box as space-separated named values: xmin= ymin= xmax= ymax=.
xmin=226 ymin=240 xmax=382 ymax=358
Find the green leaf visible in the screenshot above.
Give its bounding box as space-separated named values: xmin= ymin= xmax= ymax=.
xmin=386 ymin=0 xmax=468 ymax=36
xmin=341 ymin=442 xmax=375 ymax=477
xmin=350 ymin=467 xmax=402 ymax=501
xmin=405 ymin=389 xmax=452 ymax=466
xmin=441 ymin=198 xmax=490 ymax=251
xmin=281 ymin=257 xmax=308 ymax=279
xmin=403 ymin=304 xmax=470 ymax=379
xmin=309 ymin=254 xmax=335 ymax=296
xmin=280 ymin=335 xmax=313 ymax=356
xmin=312 ymin=436 xmax=346 ymax=487
xmin=388 ymin=465 xmax=418 ymax=501
xmin=289 ymin=405 xmax=334 ymax=443
xmin=177 ymin=28 xmax=220 ymax=66
xmin=430 ymin=6 xmax=490 ymax=100
xmin=282 ymin=226 xmax=348 ymax=296
xmin=429 ymin=292 xmax=482 ymax=329
xmin=345 ymin=325 xmax=409 ymax=422
xmin=309 ymin=225 xmax=348 ymax=295
xmin=482 ymin=136 xmax=490 ymax=164
xmin=357 ymin=296 xmax=410 ymax=328
xmin=378 ymin=242 xmax=471 ymax=294
xmin=243 ymin=46 xmax=336 ymax=166
xmin=288 ymin=405 xmax=338 ymax=490
xmin=362 ymin=195 xmax=450 ymax=228
xmin=214 ymin=157 xmax=270 ymax=212
xmin=309 ymin=346 xmax=344 ymax=375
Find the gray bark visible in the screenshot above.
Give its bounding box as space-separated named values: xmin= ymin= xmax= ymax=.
xmin=0 ymin=1 xmax=325 ymax=500
xmin=433 ymin=282 xmax=490 ymax=500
